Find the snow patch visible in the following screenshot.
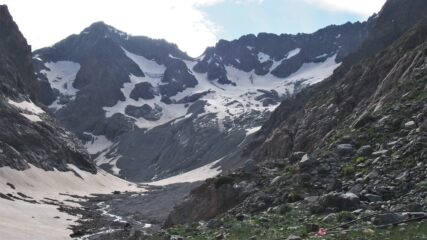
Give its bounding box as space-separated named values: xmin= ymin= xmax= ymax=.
xmin=84 ymin=133 xmax=114 ymax=155
xmin=285 ymin=48 xmax=301 ymax=59
xmin=122 ymin=47 xmax=166 ymax=75
xmin=8 ymin=99 xmax=44 ymax=114
xmin=257 ymin=52 xmax=270 ymax=62
xmin=94 ymin=149 xmax=122 ymax=176
xmin=40 ymin=61 xmax=81 ymax=110
xmin=315 ymin=53 xmax=328 ymax=59
xmin=20 ymin=113 xmax=42 ymax=122
xmin=0 ymin=165 xmax=140 ymax=202
xmin=0 ymin=198 xmax=76 ymax=240
xmin=0 ymin=165 xmax=142 ymax=240
xmin=147 ymin=159 xmax=223 ymax=186
xmin=286 ymin=54 xmax=340 ymax=85
xmin=246 ymin=126 xmax=262 ymax=136
xmin=103 ymin=48 xmax=190 ymax=129
xmin=8 ymin=99 xmax=45 ymax=122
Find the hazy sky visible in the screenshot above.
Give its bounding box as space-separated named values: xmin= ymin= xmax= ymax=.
xmin=2 ymin=0 xmax=386 ymax=57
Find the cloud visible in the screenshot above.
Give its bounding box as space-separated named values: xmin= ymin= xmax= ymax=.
xmin=2 ymin=0 xmax=225 ymax=57
xmin=302 ymin=0 xmax=386 ymax=17
xmin=2 ymin=0 xmax=382 ymax=57
xmin=234 ymin=0 xmax=264 ymax=4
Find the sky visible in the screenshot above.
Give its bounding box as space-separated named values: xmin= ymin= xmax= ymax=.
xmin=2 ymin=0 xmax=386 ymax=57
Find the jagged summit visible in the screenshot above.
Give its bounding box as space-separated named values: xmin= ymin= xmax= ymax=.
xmin=80 ymin=21 xmax=128 ymax=39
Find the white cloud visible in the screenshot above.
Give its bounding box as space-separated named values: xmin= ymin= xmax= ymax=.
xmin=235 ymin=0 xmax=264 ymax=4
xmin=303 ymin=0 xmax=386 ymax=17
xmin=2 ymin=0 xmax=385 ymax=57
xmin=2 ymin=0 xmax=225 ymax=57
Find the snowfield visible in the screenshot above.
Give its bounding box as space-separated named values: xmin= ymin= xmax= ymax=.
xmin=102 ymin=48 xmax=340 ymax=132
xmin=147 ymin=159 xmax=223 ymax=186
xmin=0 ymin=198 xmax=75 ymax=240
xmin=40 ymin=61 xmax=81 ymax=110
xmin=99 ymin=49 xmax=340 ymax=175
xmin=0 ymin=165 xmax=143 ymax=240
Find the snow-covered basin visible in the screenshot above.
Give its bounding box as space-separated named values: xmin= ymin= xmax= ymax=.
xmin=146 ymin=159 xmax=223 ymax=186
xmin=0 ymin=164 xmax=144 ymax=240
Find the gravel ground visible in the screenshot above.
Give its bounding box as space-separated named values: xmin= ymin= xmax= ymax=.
xmin=66 ymin=182 xmax=201 ymax=239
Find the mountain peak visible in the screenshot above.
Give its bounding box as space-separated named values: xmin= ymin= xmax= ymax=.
xmin=81 ymin=21 xmax=128 ymax=38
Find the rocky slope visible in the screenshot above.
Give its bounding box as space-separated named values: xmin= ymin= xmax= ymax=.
xmin=159 ymin=0 xmax=427 ymax=238
xmin=34 ymin=18 xmax=372 ymax=181
xmin=0 ymin=5 xmax=94 ymax=173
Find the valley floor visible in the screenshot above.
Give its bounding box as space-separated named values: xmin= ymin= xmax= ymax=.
xmin=70 ymin=183 xmax=200 ymax=239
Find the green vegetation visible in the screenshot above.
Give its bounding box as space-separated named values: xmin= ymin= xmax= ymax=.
xmin=285 ymin=164 xmax=297 ymax=175
xmin=342 ymin=165 xmax=356 ymax=176
xmin=154 ymin=205 xmax=427 ymax=240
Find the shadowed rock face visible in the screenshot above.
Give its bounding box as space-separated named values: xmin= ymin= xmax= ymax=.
xmin=0 ymin=6 xmax=37 ymax=100
xmin=0 ymin=5 xmax=95 ymax=173
xmin=164 ymin=175 xmax=254 ymax=227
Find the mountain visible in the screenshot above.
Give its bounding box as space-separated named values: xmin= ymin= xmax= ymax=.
xmin=159 ymin=0 xmax=427 ymax=237
xmin=0 ymin=6 xmax=141 ymax=239
xmin=34 ymin=18 xmax=372 ymax=182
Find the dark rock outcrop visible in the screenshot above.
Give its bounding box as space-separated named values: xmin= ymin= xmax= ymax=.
xmin=164 ymin=175 xmax=254 ymax=227
xmin=125 ymin=104 xmax=162 ymax=121
xmin=129 ymin=82 xmax=156 ymax=100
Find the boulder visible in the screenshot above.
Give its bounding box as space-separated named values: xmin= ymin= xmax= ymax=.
xmin=364 ymin=170 xmax=379 ymax=181
xmin=337 ymin=144 xmax=354 ymax=156
xmin=170 ymin=235 xmax=184 ymax=240
xmin=371 ymin=213 xmax=406 ymax=226
xmin=404 ymin=120 xmax=416 ymax=129
xmin=286 ymin=235 xmax=302 ymax=240
xmin=289 ymin=152 xmax=306 ymax=163
xmin=372 ymin=150 xmax=388 ymax=156
xmin=270 ymin=176 xmax=283 ymax=185
xmin=298 ymin=154 xmax=316 ymax=169
xmin=357 ymin=145 xmax=373 ymax=156
xmin=314 ymin=192 xmax=361 ymax=213
xmin=363 ymin=193 xmax=382 ymax=202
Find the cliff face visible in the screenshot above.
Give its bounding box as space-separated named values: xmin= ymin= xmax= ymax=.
xmin=0 ymin=5 xmax=95 ymax=173
xmin=0 ymin=6 xmax=37 ymax=100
